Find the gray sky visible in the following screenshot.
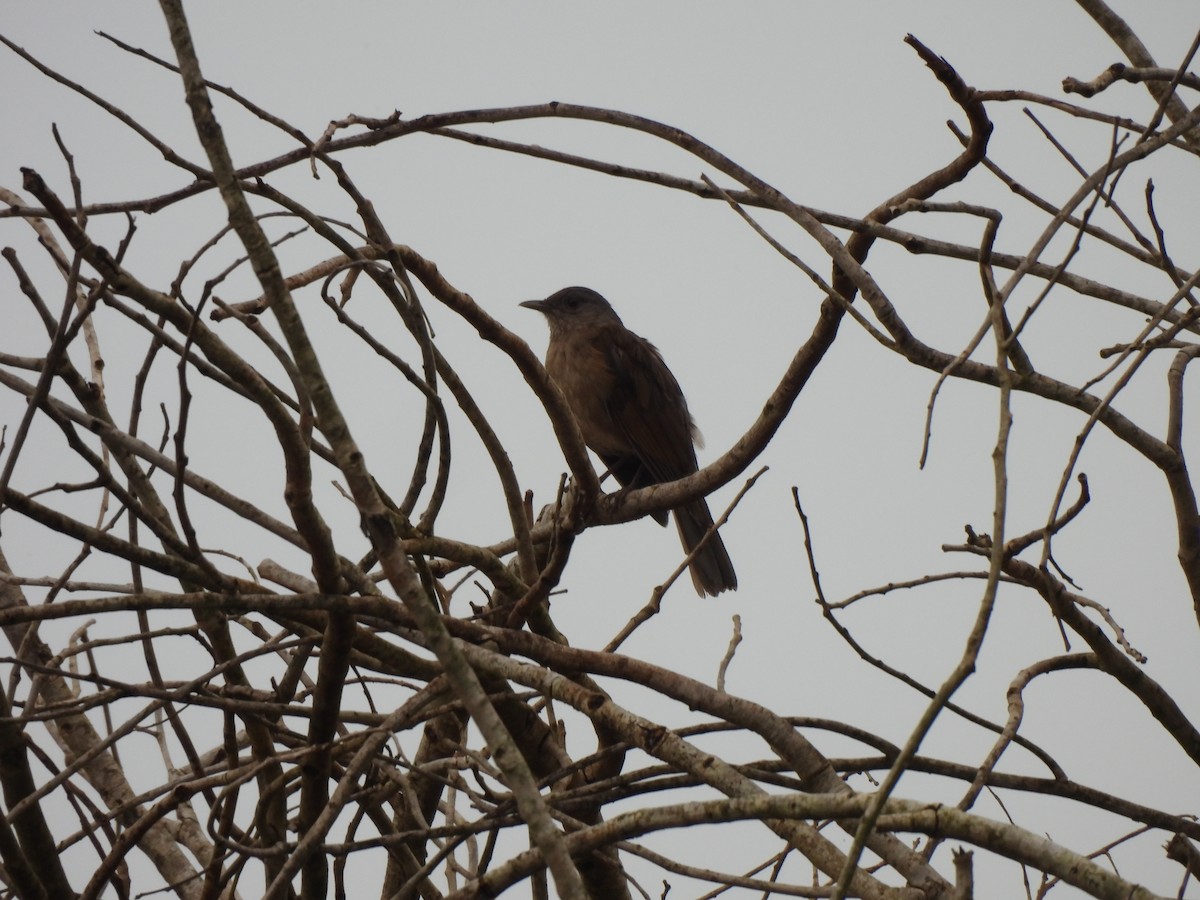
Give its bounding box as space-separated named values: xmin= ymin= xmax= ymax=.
xmin=2 ymin=3 xmax=1199 ymax=897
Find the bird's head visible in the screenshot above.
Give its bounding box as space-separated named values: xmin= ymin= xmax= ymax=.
xmin=521 ymin=286 xmax=623 ymax=334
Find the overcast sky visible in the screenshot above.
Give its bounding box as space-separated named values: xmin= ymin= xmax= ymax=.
xmin=2 ymin=3 xmax=1199 ymax=897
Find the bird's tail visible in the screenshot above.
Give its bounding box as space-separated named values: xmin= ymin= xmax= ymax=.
xmin=673 ymin=499 xmax=737 ymax=596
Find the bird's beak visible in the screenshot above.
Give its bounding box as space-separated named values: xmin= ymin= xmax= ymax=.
xmin=520 ymin=299 xmax=548 ymax=312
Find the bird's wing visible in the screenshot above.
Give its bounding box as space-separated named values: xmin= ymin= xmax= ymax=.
xmin=597 ymin=324 xmax=701 ymax=485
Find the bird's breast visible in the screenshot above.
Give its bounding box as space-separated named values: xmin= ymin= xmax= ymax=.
xmin=544 ymin=340 xmax=626 ymax=457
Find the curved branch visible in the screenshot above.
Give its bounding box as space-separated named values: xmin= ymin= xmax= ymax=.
xmin=446 ymin=792 xmax=1165 ymax=900
xmin=1003 ymin=556 xmax=1200 ymax=766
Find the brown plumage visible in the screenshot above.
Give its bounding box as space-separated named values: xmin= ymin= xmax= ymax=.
xmin=522 ymin=286 xmax=737 ymax=596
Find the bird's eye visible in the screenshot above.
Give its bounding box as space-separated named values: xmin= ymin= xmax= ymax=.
xmin=565 ymin=296 xmax=581 ymax=309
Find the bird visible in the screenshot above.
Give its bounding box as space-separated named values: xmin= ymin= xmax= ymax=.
xmin=521 ymin=286 xmax=737 ymax=596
